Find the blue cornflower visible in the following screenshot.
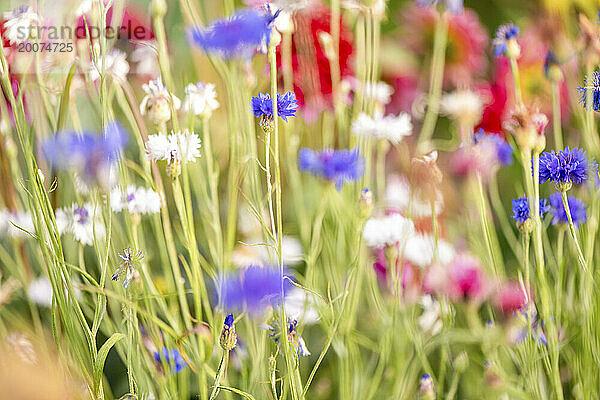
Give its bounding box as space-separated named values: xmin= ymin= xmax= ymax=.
xmin=416 ymin=0 xmax=463 ymax=14
xmin=511 ymin=197 xmax=550 ymax=224
xmin=188 ymin=9 xmax=277 ymax=59
xmin=492 ymin=24 xmax=520 ymax=57
xmin=153 ymin=348 xmax=187 ymax=374
xmin=474 ymin=129 xmax=513 ymax=166
xmin=538 ymin=147 xmax=594 ymax=187
xmin=42 ymin=121 xmax=127 ymax=187
xmin=219 ymin=265 xmax=291 ymax=315
xmin=548 ymin=192 xmax=587 ymax=227
xmin=576 ymin=71 xmax=600 ymax=112
xmin=251 ymin=91 xmax=299 ymax=122
xmin=298 ymin=148 xmax=365 ymax=190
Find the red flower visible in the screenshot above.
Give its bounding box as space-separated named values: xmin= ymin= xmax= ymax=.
xmin=276 ymin=2 xmax=354 ymax=121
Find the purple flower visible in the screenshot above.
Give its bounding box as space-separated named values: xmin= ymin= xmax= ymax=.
xmin=42 ymin=121 xmax=127 ymax=187
xmin=538 ymin=147 xmax=594 ymax=186
xmin=298 ymin=148 xmax=365 ymax=190
xmin=548 ymin=192 xmax=587 ymax=226
xmin=493 ymin=24 xmax=519 ymax=57
xmin=577 ymin=71 xmax=600 ymax=112
xmin=511 ymin=197 xmax=549 ymax=224
xmin=153 ymin=348 xmax=187 ymax=374
xmin=219 ymin=265 xmax=291 ymax=315
xmin=251 ymin=91 xmax=299 ymax=122
xmin=188 ymin=9 xmax=277 ymax=59
xmin=473 ymin=129 xmax=513 ymax=166
xmin=224 ymin=313 xmax=234 ymax=328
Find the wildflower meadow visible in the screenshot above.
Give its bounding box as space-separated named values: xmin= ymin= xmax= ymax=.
xmin=2 ymin=0 xmax=600 ymax=398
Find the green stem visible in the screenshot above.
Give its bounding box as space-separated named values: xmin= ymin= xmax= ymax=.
xmin=417 ymin=12 xmax=448 ymax=152
xmin=551 ymin=82 xmax=563 ymax=149
xmin=560 ymin=190 xmax=587 ymax=272
xmin=209 ymin=351 xmax=230 ymax=400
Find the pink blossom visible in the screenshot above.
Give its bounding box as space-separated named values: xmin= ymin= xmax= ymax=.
xmin=494 ymin=281 xmax=531 ymax=314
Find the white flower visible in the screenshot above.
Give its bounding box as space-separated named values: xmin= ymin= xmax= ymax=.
xmin=130 ymin=41 xmax=160 ymax=76
xmin=55 ymin=203 xmax=105 ymax=246
xmin=231 ymin=245 xmax=263 ymax=268
xmin=352 ymin=112 xmax=412 ymax=143
xmin=89 ymin=49 xmax=130 ymax=82
xmin=182 ymin=82 xmax=220 ymax=117
xmin=440 ymin=90 xmax=484 ymax=128
xmin=404 ymin=233 xmax=455 ymax=268
xmin=0 ymin=209 xmax=33 ymax=239
xmin=385 ymin=175 xmax=443 ymax=218
xmin=363 ymin=81 xmax=393 ymax=106
xmin=272 ymin=0 xmax=313 ymax=11
xmin=285 ymin=287 xmax=319 ymax=324
xmin=140 ymin=77 xmax=181 ymax=125
xmin=146 ymin=130 xmax=201 ymax=163
xmin=146 ymin=130 xmax=201 ymax=177
xmin=237 ymin=203 xmax=267 ymax=238
xmin=363 ymin=214 xmax=414 ymax=248
xmin=418 ymin=295 xmax=442 ymax=336
xmin=75 ymin=0 xmax=94 ymax=16
xmin=28 ymin=276 xmax=53 ymax=307
xmin=3 ymin=6 xmax=41 ymax=45
xmin=111 ymin=186 xmax=161 ymax=215
xmin=259 ymin=236 xmax=304 ymax=266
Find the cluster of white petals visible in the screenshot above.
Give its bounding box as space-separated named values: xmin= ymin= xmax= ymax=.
xmin=55 ymin=203 xmax=105 ymax=246
xmin=110 ymin=186 xmax=162 ymax=215
xmin=352 ymin=112 xmax=412 ymax=143
xmin=362 ymin=213 xmax=415 ymax=248
xmin=146 ymin=130 xmax=201 ymax=164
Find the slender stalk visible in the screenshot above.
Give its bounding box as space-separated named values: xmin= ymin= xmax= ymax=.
xmin=209 ymin=351 xmax=230 ymax=400
xmin=560 ymin=190 xmax=587 ymax=271
xmin=551 ymin=82 xmax=563 ymax=149
xmin=417 ymin=12 xmax=448 ymax=151
xmin=269 ymin=39 xmax=304 ymax=400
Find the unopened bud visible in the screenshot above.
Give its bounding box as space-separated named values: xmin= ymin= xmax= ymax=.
xmin=151 ymin=0 xmax=167 ymax=18
xmin=318 ymin=32 xmax=335 ymax=61
xmin=359 ymin=188 xmax=374 ymax=219
xmin=220 ymin=314 xmax=238 ymax=351
xmin=419 ymin=374 xmax=435 ymax=400
xmin=454 ymin=352 xmax=469 ymax=373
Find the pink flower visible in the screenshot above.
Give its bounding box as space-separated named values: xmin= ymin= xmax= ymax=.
xmin=373 ymin=249 xmax=422 ymax=304
xmin=446 ymin=254 xmax=488 ymax=302
xmin=425 ymin=253 xmax=488 ymax=303
xmin=450 ymin=141 xmax=498 ymax=180
xmin=494 ymin=281 xmax=531 ymax=314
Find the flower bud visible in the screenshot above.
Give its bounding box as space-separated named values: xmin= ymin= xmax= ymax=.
xmin=259 ymin=115 xmax=274 ymax=134
xmin=359 ymin=188 xmax=374 ymax=219
xmin=220 ymin=314 xmax=238 ymax=351
xmin=453 ymin=352 xmax=469 ymax=373
xmin=151 ymin=0 xmax=167 ymax=18
xmin=318 ymin=32 xmax=335 ymax=61
xmin=419 ymin=374 xmax=435 ymax=400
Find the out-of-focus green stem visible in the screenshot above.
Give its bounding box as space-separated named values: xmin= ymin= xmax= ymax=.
xmin=417 ymin=12 xmax=448 ymax=152
xmin=551 ymin=82 xmax=563 ymax=149
xmin=560 ymin=190 xmax=587 ymax=272
xmin=269 ymin=38 xmax=304 ymax=400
